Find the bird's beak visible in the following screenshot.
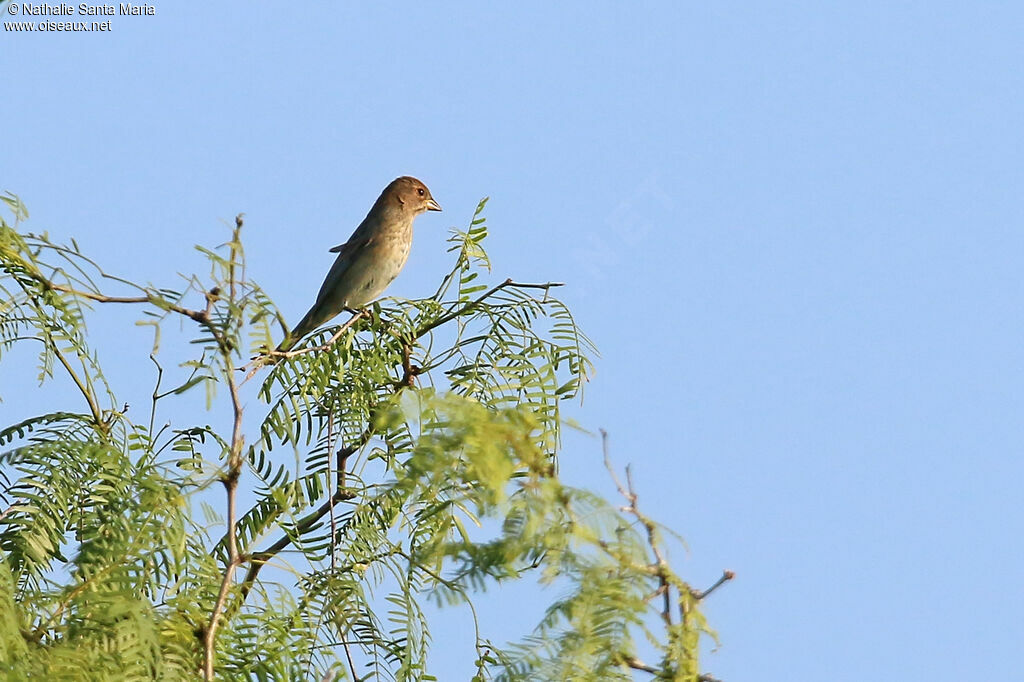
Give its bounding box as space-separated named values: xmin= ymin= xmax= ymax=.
xmin=426 ymin=198 xmax=442 ymax=212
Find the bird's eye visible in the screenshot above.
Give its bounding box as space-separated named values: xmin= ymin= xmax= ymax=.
xmin=417 ymin=188 xmax=425 ymax=196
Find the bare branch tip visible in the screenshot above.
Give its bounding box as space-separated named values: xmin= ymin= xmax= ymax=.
xmin=694 ymin=569 xmax=735 ymax=601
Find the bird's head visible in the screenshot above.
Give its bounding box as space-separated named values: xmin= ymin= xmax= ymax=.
xmin=387 ymin=176 xmax=442 ymax=215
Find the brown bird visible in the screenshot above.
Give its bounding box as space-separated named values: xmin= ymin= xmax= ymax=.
xmin=276 ymin=176 xmax=441 ymax=351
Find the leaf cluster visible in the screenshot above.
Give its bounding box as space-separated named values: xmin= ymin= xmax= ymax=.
xmin=0 ymin=194 xmax=725 ymax=681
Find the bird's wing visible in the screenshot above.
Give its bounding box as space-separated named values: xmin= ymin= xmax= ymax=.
xmin=329 ymin=213 xmax=380 ymax=255
xmin=328 ymin=232 xmax=374 ymax=255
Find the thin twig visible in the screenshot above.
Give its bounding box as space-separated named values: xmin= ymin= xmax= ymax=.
xmin=328 ymin=407 xmax=337 ymax=573
xmin=48 ymin=282 xmax=206 ymax=323
xmin=240 ymin=310 xmax=368 ymax=382
xmin=228 ymin=408 xmax=379 ymax=615
xmin=415 ymin=279 xmax=563 ymax=340
xmin=202 ymin=372 xmax=245 ymax=678
xmin=228 ymin=215 xmax=241 ymax=305
xmin=202 ymin=221 xmax=247 ymax=681
xmin=267 ymin=309 xmax=368 ymax=361
xmin=46 ymin=279 xmax=233 ymax=354
xmin=602 ymin=430 xmax=672 ymax=626
xmin=229 ymin=422 xmax=376 ymax=614
xmin=693 ymin=570 xmax=735 ymax=601
xmin=342 ymin=640 xmax=359 ymax=682
xmin=50 ymin=341 xmax=103 ymax=429
xmin=244 ymin=279 xmax=561 ymax=377
xmin=234 ymin=487 xmax=354 ymax=608
xmin=148 ymin=354 xmax=163 ymax=437
xmin=603 ymin=430 xmax=732 ymax=681
xmin=621 ymin=655 xmax=658 ymax=674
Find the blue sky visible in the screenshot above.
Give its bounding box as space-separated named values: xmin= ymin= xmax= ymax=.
xmin=5 ymin=2 xmax=1023 ymax=679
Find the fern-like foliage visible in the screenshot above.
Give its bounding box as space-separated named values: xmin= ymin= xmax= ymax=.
xmin=0 ymin=193 xmax=725 ymax=681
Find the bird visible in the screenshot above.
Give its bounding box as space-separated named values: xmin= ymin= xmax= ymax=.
xmin=275 ymin=176 xmax=441 ymax=352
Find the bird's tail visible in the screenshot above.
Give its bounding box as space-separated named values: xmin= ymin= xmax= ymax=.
xmin=274 ymin=334 xmax=297 ymax=353
xmin=275 ymin=308 xmax=319 ymax=353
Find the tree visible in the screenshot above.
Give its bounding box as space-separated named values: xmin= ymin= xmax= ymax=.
xmin=0 ymin=191 xmax=730 ymax=681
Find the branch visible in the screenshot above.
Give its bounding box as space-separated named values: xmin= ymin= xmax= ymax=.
xmin=397 ymin=341 xmax=419 ymax=388
xmin=228 ymin=327 xmax=421 ymax=617
xmin=244 ymin=279 xmax=559 ymax=378
xmin=240 ymin=309 xmax=369 ymax=383
xmin=228 ymin=418 xmax=376 ymax=617
xmin=602 ymin=429 xmax=673 ymax=626
xmin=220 ymin=277 xmax=566 ymax=654
xmin=202 ymin=215 xmax=247 ymax=681
xmin=692 ymin=570 xmax=735 ymax=601
xmin=415 ymin=279 xmax=563 ymax=339
xmin=202 ymin=377 xmax=245 ymax=679
xmin=45 ymin=279 xmax=232 ymax=354
xmin=602 ymin=430 xmax=732 ymax=681
xmin=264 ymin=309 xmax=368 ymax=361
xmin=234 ymin=486 xmax=355 ymax=608
xmin=147 ymin=354 xmax=163 ymax=437
xmin=47 ymin=282 xmax=204 ymax=324
xmin=621 ymin=655 xmax=658 ymax=674
xmin=49 ymin=341 xmax=104 ymax=430
xmin=328 ymin=408 xmax=337 ymax=573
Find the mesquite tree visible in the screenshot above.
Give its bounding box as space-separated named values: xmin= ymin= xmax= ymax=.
xmin=0 ymin=192 xmax=729 ymax=681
